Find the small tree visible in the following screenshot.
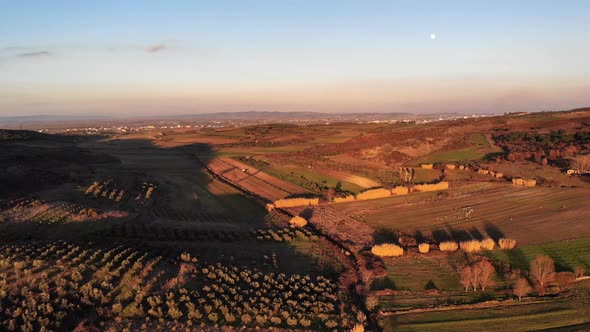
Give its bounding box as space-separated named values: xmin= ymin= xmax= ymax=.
xmin=530 ymin=255 xmax=555 ymax=295
xmin=570 ymin=155 xmax=590 ymax=173
xmin=513 ymin=278 xmax=531 ymax=301
xmin=327 ymin=188 xmax=337 ymax=202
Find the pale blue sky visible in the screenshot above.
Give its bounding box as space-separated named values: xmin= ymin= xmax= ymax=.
xmin=1 ymin=1 xmax=589 ymax=116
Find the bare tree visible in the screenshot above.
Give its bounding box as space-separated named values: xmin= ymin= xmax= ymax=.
xmin=460 ymin=266 xmax=473 ymax=292
xmin=555 ymin=272 xmax=576 ymax=292
xmin=397 ymin=167 xmax=415 ymax=186
xmin=530 ymin=255 xmax=555 ymax=295
xmin=326 ymin=187 xmax=337 ymax=202
xmin=570 ymin=155 xmax=590 ymax=173
xmin=476 ymin=260 xmax=495 ymax=291
xmin=513 ymin=278 xmax=531 ymax=301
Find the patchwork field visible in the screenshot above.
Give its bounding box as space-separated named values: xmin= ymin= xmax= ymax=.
xmin=206 ymin=157 xmax=310 ymax=201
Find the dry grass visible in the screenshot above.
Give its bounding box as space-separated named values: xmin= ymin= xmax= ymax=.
xmin=418 ymin=243 xmax=430 ymax=254
xmin=499 ymin=238 xmax=517 ymax=249
xmin=371 ymin=243 xmax=404 ymax=257
xmin=512 ymin=178 xmax=537 ymax=187
xmin=439 ymin=241 xmax=459 ymax=252
xmin=334 ymin=195 xmax=356 ymax=203
xmin=460 ymin=240 xmax=482 ymax=253
xmin=274 ymin=198 xmax=319 ymax=208
xmin=413 ymin=181 xmax=449 ymax=192
xmin=357 ymin=188 xmax=392 ymax=201
xmin=391 ymin=186 xmax=409 ymax=195
xmin=289 ymin=216 xmax=308 ymax=227
xmin=480 ymin=238 xmax=496 ymax=250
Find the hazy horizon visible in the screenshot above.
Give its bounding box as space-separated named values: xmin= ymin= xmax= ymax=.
xmin=2 ymin=1 xmax=590 ymax=117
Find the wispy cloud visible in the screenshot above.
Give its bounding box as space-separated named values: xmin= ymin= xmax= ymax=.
xmin=146 ymin=44 xmax=166 ymax=53
xmin=16 ymin=50 xmax=50 ymax=57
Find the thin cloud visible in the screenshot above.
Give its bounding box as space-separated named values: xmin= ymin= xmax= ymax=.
xmin=16 ymin=50 xmax=50 ymax=57
xmin=146 ymin=44 xmax=166 ymax=53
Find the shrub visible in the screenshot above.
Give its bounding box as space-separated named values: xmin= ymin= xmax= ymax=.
xmin=356 ymin=188 xmax=391 ymax=200
xmin=460 ymin=240 xmax=481 ymax=253
xmin=498 ymin=238 xmax=516 ymax=250
xmin=413 ymin=182 xmax=449 ymax=192
xmin=418 ymin=243 xmax=430 ymax=254
xmin=439 ymin=241 xmax=458 ymax=252
xmin=273 ymin=198 xmax=320 ymax=208
xmin=334 ymin=195 xmax=356 ymax=203
xmin=480 ymin=238 xmax=495 ymax=250
xmin=391 ymin=186 xmax=409 ymax=195
xmin=371 ymin=243 xmax=404 ymax=257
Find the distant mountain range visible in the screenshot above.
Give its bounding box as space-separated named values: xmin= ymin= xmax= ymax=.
xmin=0 ymin=111 xmax=422 ymax=122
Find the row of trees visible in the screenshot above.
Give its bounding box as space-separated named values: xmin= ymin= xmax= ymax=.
xmin=458 ymin=255 xmax=586 ymax=300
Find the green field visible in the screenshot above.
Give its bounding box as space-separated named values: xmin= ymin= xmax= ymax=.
xmin=375 ymin=255 xmax=462 ymax=292
xmin=414 ymin=133 xmax=498 ymax=164
xmin=262 ymin=163 xmax=365 ymax=194
xmin=483 ymin=237 xmax=590 ymax=272
xmin=384 ymin=300 xmax=589 ymax=332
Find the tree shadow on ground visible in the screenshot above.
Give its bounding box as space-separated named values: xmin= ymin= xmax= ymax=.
xmin=432 ymin=229 xmax=452 ymax=242
xmin=425 ymin=280 xmax=438 ymax=290
xmin=468 ymin=227 xmax=485 ymax=240
xmin=484 ymin=222 xmax=505 ymax=242
xmin=370 ymin=276 xmax=397 ymax=291
xmin=373 ymin=228 xmax=400 ymax=245
xmin=505 ymin=248 xmax=529 ymax=271
xmin=445 ymin=222 xmax=472 ymax=242
xmin=299 ymin=207 xmax=314 ymax=220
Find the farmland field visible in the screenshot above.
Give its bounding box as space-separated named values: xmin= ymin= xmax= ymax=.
xmin=205 ymin=157 xmax=310 ymax=201
xmin=384 ymin=300 xmax=589 ymax=332
xmin=342 ymin=183 xmax=590 ymax=246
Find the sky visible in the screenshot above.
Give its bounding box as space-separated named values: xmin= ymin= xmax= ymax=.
xmin=1 ymin=0 xmax=590 ymax=116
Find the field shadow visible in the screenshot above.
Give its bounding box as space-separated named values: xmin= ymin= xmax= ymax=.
xmin=373 ymin=228 xmax=400 ymax=245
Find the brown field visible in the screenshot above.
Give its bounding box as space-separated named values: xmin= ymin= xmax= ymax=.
xmin=338 ymin=183 xmax=590 ymax=245
xmin=206 ymin=157 xmax=310 ymax=201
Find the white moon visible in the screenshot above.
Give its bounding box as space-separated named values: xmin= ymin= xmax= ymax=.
xmin=430 ymin=33 xmax=436 ymax=40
